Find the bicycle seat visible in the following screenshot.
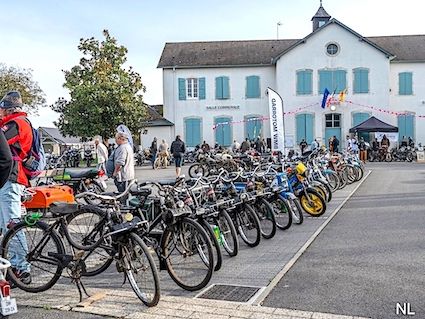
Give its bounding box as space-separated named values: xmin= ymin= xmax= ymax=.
xmin=66 ymin=169 xmax=98 ymax=179
xmin=50 ymin=202 xmax=80 ymax=216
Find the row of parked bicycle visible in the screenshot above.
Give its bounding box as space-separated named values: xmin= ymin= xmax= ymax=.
xmin=2 ymin=148 xmax=365 ymax=308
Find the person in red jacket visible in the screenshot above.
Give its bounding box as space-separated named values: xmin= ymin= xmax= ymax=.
xmin=0 ymin=91 xmax=32 ymax=285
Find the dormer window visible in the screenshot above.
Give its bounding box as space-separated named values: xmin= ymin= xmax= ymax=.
xmin=318 ymin=20 xmax=326 ymax=27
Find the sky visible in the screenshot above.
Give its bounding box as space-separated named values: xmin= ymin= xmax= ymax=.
xmin=1 ymin=0 xmax=425 ymax=128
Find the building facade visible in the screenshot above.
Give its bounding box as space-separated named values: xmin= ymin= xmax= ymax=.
xmin=158 ymin=4 xmax=425 ymax=149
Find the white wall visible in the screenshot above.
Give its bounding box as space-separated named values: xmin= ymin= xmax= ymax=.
xmin=140 ymin=126 xmax=173 ymax=150
xmin=163 ymin=66 xmax=275 ymax=146
xmin=390 ymin=62 xmax=425 ymax=143
xmin=276 ymin=23 xmax=391 ymax=146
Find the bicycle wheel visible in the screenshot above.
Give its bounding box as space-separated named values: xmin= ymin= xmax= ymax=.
xmin=217 ymin=210 xmax=239 ymax=257
xmin=2 ymin=221 xmax=65 ymax=293
xmin=254 ymin=198 xmax=276 ymax=239
xmin=81 ymin=241 xmax=114 ymax=277
xmin=198 ymin=218 xmax=222 ymax=271
xmin=299 ymin=189 xmax=326 ymax=217
xmin=272 ymin=195 xmax=293 ymax=230
xmin=121 ymin=233 xmax=160 ymax=307
xmin=188 ymin=164 xmax=205 ymax=178
xmin=162 ymin=217 xmax=214 ymax=291
xmin=288 ymin=197 xmax=304 ymax=225
xmin=235 ymin=204 xmax=261 ymax=247
xmin=65 ymin=205 xmax=107 ymax=251
xmin=325 ymin=171 xmax=339 ymax=192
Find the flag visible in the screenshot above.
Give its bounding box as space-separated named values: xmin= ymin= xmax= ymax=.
xmin=338 ymin=88 xmax=347 ymax=102
xmin=321 ymin=88 xmax=330 ymax=109
xmin=267 ymin=88 xmax=285 ymax=152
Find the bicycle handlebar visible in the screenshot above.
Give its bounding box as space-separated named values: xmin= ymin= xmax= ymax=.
xmin=75 ymin=179 xmax=137 ymax=201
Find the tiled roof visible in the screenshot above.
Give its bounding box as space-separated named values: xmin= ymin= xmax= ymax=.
xmin=158 ymin=22 xmax=425 ymax=67
xmin=39 ymin=127 xmax=82 ymax=144
xmin=311 ymin=5 xmax=331 ymax=19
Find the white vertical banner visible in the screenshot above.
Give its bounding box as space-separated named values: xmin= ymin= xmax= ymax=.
xmin=267 ymin=88 xmax=285 ymax=152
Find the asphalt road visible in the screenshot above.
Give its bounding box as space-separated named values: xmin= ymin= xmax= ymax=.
xmin=262 ymin=162 xmax=425 ymax=319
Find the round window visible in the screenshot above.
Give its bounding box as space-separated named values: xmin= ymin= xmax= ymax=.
xmin=326 ymin=43 xmax=339 ymax=56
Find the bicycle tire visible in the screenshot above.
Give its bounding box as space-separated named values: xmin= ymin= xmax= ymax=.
xmin=198 ymin=218 xmax=222 ymax=271
xmin=122 ymin=233 xmax=160 ymax=307
xmin=2 ymin=221 xmax=65 ymax=293
xmin=65 ymin=205 xmax=107 ymax=251
xmin=273 ymin=195 xmax=293 ymax=230
xmin=188 ymin=164 xmax=205 ymax=178
xmin=288 ymin=197 xmax=304 ymax=225
xmin=162 ymin=217 xmax=214 ymax=291
xmin=81 ymin=243 xmax=114 ymax=277
xmin=254 ymin=198 xmax=276 ymax=239
xmin=236 ymin=204 xmax=261 ymax=247
xmin=299 ymin=189 xmax=327 ymax=217
xmin=217 ymin=210 xmax=239 ymax=257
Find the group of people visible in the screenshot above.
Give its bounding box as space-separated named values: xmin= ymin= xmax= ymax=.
xmin=149 ymin=136 xmax=186 ymax=177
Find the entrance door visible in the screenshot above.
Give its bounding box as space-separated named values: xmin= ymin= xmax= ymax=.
xmin=245 ymin=116 xmax=262 ymax=141
xmin=325 ymin=113 xmax=341 ymax=148
xmin=185 ymin=118 xmax=201 ymax=147
xmin=352 ymin=112 xmax=371 ymax=142
xmin=215 ymin=117 xmax=232 ymax=147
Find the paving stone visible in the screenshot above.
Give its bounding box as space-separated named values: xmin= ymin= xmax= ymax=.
xmin=144 ymin=307 xmax=193 ymax=318
xmin=73 ymin=305 xmax=130 ymax=317
xmin=249 ymin=313 xmax=292 ymax=319
xmin=237 ymin=305 xmax=276 ymax=314
xmin=190 ymin=311 xmax=230 ymax=319
xmin=273 ymin=308 xmax=314 ymax=318
xmin=126 ymin=313 xmax=180 ymax=319
xmin=311 ymin=313 xmax=353 ymax=319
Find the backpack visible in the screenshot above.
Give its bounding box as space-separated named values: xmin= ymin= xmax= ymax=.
xmin=105 ymin=150 xmax=115 ymax=178
xmin=22 ymin=125 xmax=46 ymax=179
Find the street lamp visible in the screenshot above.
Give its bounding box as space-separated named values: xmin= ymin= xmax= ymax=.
xmin=276 ymin=21 xmax=282 ymax=39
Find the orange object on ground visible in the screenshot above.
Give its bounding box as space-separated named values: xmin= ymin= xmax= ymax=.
xmin=24 ymin=185 xmax=75 ymax=209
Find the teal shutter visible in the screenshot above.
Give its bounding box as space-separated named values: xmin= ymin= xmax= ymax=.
xmin=319 ymin=70 xmax=332 ymax=93
xmin=198 ymin=77 xmax=206 ymax=100
xmin=245 ymin=117 xmax=262 ymax=140
xmin=353 ymin=112 xmax=370 ymax=141
xmin=215 ymin=77 xmax=223 ymax=99
xmin=296 ymin=114 xmax=306 ymax=144
xmin=399 ymin=72 xmax=413 ymax=95
xmin=215 ymin=117 xmax=232 ymax=146
xmin=353 ymin=69 xmax=369 ymax=93
xmin=398 ymin=115 xmax=407 ymax=140
xmin=178 ymin=78 xmax=186 ymax=100
xmin=246 ymin=76 xmax=260 ymax=98
xmin=305 ymin=114 xmax=314 ymax=143
xmin=406 ymin=114 xmax=414 ymax=139
xmin=185 ymin=118 xmax=201 ymax=147
xmin=334 ymin=70 xmax=347 ymax=92
xmin=297 ymin=71 xmax=312 ymax=95
xmin=222 ymin=76 xmax=230 ymax=99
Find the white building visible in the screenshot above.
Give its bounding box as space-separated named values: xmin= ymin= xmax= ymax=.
xmin=158 ymin=4 xmax=425 ymax=149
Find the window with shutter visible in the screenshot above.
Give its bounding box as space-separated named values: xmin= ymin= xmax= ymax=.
xmin=353 ymin=68 xmax=369 ymax=94
xmin=246 ymin=76 xmax=260 ymax=98
xmin=399 ymin=72 xmax=413 ymax=95
xmin=296 ymin=70 xmax=312 ymax=95
xmin=216 ymin=76 xmax=230 ymax=99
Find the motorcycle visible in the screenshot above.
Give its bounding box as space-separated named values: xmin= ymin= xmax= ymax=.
xmin=84 ymin=149 xmax=94 ymax=167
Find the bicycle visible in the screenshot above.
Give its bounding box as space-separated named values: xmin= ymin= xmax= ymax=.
xmin=2 ymin=181 xmax=160 ymax=307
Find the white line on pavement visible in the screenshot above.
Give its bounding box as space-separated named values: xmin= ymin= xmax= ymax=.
xmin=252 ymin=170 xmax=373 ymax=306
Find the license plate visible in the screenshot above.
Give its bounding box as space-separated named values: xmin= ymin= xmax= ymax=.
xmin=1 ymin=298 xmax=17 ymax=316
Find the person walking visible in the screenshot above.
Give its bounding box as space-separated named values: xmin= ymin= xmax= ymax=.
xmin=150 ymin=137 xmax=158 ymax=169
xmin=158 ymin=139 xmax=169 ymax=168
xmin=95 ymin=139 xmax=108 ymax=172
xmin=0 ymin=91 xmax=33 ymax=285
xmin=170 ymin=135 xmax=186 ymax=178
xmin=112 ymin=132 xmax=135 ymax=203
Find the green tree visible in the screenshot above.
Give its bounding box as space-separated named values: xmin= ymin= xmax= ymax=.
xmin=0 ymin=64 xmax=46 ymax=114
xmin=52 ymin=30 xmax=147 ymax=141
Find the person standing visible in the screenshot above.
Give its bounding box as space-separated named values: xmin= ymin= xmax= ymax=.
xmin=299 ymin=139 xmax=308 ymax=155
xmin=328 ymin=137 xmax=334 ymax=153
xmin=232 ymin=139 xmax=240 ymax=153
xmin=112 ymin=132 xmax=135 ymax=203
xmin=158 ymin=139 xmax=169 ymax=168
xmin=170 ymin=135 xmax=186 ymax=178
xmin=359 ymin=137 xmax=367 ymax=163
xmin=332 ymin=135 xmax=340 ymax=153
xmin=0 ymin=91 xmax=32 ymax=284
xmin=201 ymin=141 xmax=210 ymax=153
xmin=95 ymin=139 xmax=108 ymax=172
xmin=240 ymin=138 xmax=250 ymax=153
xmin=0 ymin=130 xmax=12 ymax=187
xmin=150 ymin=137 xmax=158 ymax=169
